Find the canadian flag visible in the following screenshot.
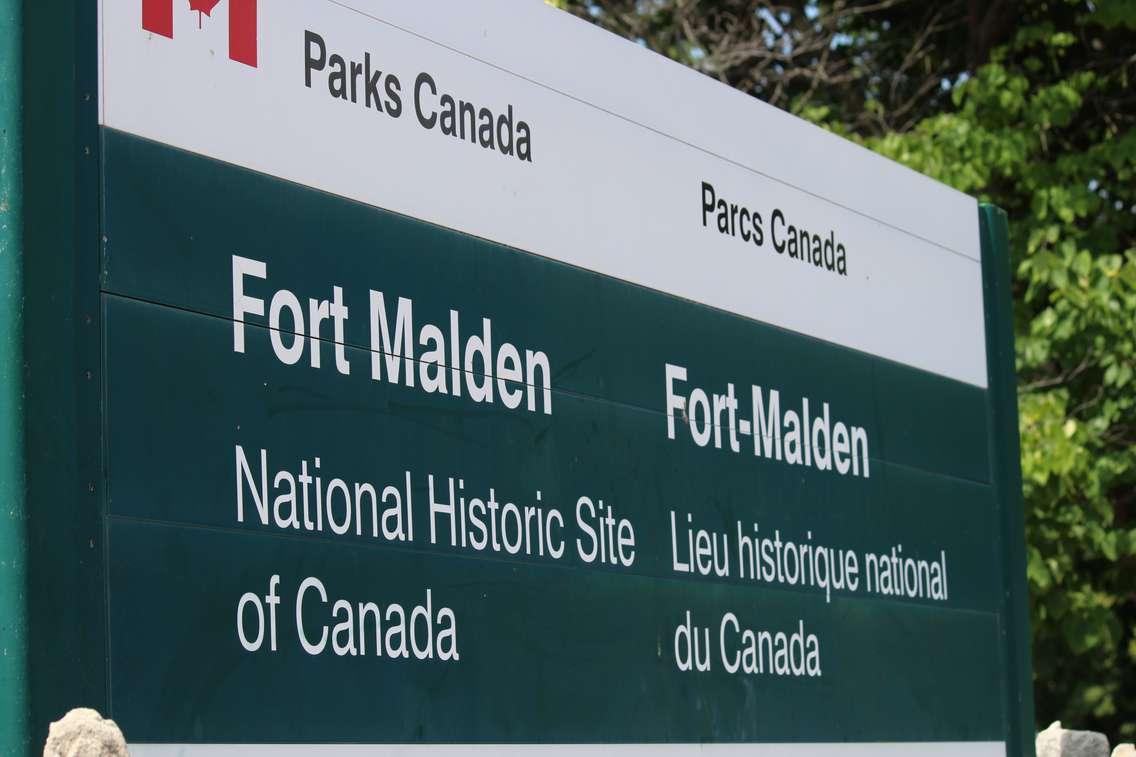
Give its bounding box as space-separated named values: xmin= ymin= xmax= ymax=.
xmin=142 ymin=0 xmax=258 ymax=67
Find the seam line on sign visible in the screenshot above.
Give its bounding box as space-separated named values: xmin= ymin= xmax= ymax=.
xmin=119 ymin=743 xmax=1012 ymax=752
xmin=103 ymin=513 xmax=1001 ymax=619
xmin=101 ymin=290 xmax=992 ymax=487
xmin=323 ymin=0 xmax=976 ymax=264
xmin=120 ymin=743 xmax=1013 ymax=754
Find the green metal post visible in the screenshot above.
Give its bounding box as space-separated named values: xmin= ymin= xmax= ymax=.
xmin=0 ymin=0 xmax=28 ymax=752
xmin=980 ymin=203 xmax=1037 ymax=756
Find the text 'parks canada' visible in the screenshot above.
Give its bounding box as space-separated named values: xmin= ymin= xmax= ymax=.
xmin=304 ymin=30 xmax=534 ymax=162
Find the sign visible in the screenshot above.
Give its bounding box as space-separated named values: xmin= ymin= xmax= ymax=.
xmin=81 ymin=0 xmax=1032 ymax=754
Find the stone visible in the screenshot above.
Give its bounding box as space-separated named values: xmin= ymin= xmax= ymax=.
xmin=1113 ymin=745 xmax=1136 ymax=757
xmin=1037 ymin=721 xmax=1111 ymax=757
xmin=42 ymin=708 xmax=128 ymax=757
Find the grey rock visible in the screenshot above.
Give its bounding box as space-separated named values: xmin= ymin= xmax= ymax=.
xmin=43 ymin=708 xmax=128 ymax=757
xmin=1037 ymin=721 xmax=1111 ymax=757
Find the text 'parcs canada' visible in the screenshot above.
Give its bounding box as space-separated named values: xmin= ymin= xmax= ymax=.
xmin=701 ymin=181 xmax=850 ymax=276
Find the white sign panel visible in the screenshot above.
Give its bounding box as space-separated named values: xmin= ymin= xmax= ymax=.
xmin=99 ymin=0 xmax=988 ymax=388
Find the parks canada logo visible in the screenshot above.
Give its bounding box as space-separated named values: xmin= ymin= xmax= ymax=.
xmin=142 ymin=0 xmax=258 ymax=67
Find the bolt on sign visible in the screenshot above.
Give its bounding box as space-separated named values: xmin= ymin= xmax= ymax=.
xmin=8 ymin=1 xmax=1034 ymax=755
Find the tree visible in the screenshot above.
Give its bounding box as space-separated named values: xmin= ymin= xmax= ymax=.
xmin=553 ymin=0 xmax=1136 ymax=741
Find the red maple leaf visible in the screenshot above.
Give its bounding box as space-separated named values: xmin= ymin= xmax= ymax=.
xmin=188 ymin=0 xmax=222 ymax=28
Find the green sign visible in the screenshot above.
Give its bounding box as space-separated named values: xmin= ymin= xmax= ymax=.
xmin=4 ymin=1 xmax=1034 ymax=755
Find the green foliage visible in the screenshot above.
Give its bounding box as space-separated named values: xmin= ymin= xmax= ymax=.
xmin=552 ymin=0 xmax=1136 ymax=741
